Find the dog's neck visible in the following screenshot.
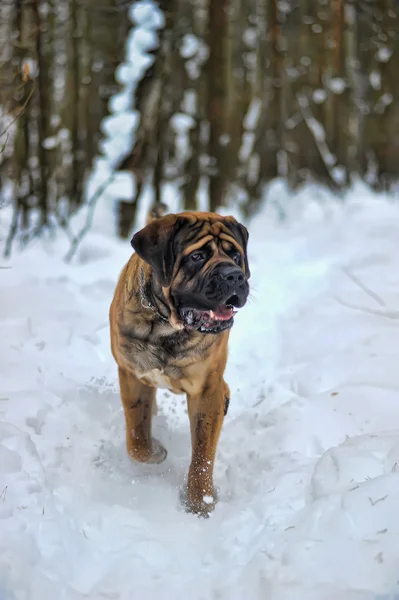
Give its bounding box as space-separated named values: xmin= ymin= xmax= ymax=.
xmin=138 ymin=267 xmax=168 ymax=322
xmin=139 ymin=267 xmax=184 ymax=330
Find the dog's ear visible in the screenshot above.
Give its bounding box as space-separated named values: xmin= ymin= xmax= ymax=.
xmin=131 ymin=215 xmax=183 ymax=286
xmin=224 ymin=218 xmax=251 ymax=279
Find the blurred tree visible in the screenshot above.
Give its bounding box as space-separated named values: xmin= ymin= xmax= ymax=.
xmin=0 ymin=0 xmax=129 ymax=255
xmin=117 ymin=0 xmax=399 ymax=223
xmin=2 ymin=0 xmax=399 ymax=251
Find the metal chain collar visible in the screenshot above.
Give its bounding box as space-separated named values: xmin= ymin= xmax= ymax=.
xmin=139 ymin=267 xmax=169 ymax=323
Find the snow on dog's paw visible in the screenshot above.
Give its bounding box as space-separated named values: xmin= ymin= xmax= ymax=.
xmin=179 ymin=483 xmax=220 ymax=517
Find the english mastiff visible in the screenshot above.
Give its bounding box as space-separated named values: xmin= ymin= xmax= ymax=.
xmin=109 ymin=211 xmax=250 ymax=515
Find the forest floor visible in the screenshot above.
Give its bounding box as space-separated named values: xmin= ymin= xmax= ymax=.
xmin=1 ymin=183 xmax=399 ymax=600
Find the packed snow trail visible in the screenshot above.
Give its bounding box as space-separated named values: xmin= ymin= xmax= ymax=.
xmin=1 ymin=188 xmax=399 ymax=600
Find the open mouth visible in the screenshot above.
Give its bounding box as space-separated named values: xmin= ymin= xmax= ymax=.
xmin=180 ymin=296 xmax=240 ymax=334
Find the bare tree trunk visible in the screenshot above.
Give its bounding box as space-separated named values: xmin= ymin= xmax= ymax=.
xmin=344 ymin=0 xmax=362 ymax=178
xmin=206 ymin=0 xmax=228 ymax=212
xmin=32 ymin=0 xmax=50 ymax=225
xmin=68 ymin=0 xmax=80 ymax=208
xmin=284 ymin=0 xmax=309 ymax=188
xmin=243 ymin=0 xmax=281 ymax=216
xmin=182 ymin=0 xmax=206 ymax=210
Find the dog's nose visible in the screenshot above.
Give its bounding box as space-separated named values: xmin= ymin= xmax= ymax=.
xmin=204 ymin=263 xmax=248 ymax=306
xmin=217 ymin=264 xmax=245 ymax=290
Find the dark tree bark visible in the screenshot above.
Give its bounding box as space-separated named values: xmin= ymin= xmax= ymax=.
xmin=206 ymin=0 xmax=229 ymax=212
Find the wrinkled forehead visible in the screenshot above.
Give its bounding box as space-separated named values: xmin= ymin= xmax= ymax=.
xmin=176 ymin=215 xmax=243 ymax=255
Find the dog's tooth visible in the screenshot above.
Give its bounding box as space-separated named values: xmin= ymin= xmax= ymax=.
xmin=209 ymin=310 xmax=215 ymax=319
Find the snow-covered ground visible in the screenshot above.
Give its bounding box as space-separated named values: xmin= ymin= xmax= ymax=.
xmin=1 ymin=183 xmax=399 ymax=600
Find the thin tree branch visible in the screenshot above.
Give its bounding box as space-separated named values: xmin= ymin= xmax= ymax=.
xmin=0 ymin=134 xmax=9 ymax=155
xmin=0 ymin=81 xmax=35 ymax=139
xmin=296 ymin=92 xmax=339 ymax=187
xmin=32 ymin=0 xmax=49 ymax=224
xmin=333 ymin=295 xmax=399 ymax=320
xmin=341 ymin=266 xmax=386 ymax=307
xmin=3 ymin=201 xmax=21 ymax=259
xmin=64 ymin=174 xmax=115 ymax=262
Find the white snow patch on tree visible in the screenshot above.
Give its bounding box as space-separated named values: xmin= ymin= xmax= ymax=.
xmin=182 ymin=89 xmax=197 ymax=116
xmin=243 ymin=28 xmax=257 ymax=48
xmin=313 ymin=89 xmax=327 ymax=104
xmin=331 ymin=165 xmax=346 ymax=185
xmin=180 ymin=34 xmax=201 ymax=59
xmin=370 ymin=71 xmax=381 ymax=91
xmin=170 ymin=113 xmax=196 ymax=134
xmin=300 ymin=56 xmax=311 ymax=67
xmin=99 ymin=0 xmax=164 ymax=169
xmin=307 ymin=118 xmax=326 ymax=143
xmin=243 ymin=98 xmax=262 ymax=131
xmin=185 ymin=40 xmax=209 ymax=80
xmin=376 ymin=46 xmax=393 ymax=63
xmin=374 ymin=93 xmax=393 ymax=115
xmin=328 ymin=78 xmax=346 ymax=95
xmin=42 ymin=136 xmax=58 ymax=150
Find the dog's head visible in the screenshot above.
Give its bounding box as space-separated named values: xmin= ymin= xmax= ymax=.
xmin=131 ymin=211 xmax=250 ymax=334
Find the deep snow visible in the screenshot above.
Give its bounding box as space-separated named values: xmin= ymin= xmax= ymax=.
xmin=1 ymin=183 xmax=399 ymax=600
xmin=2 ymin=0 xmax=399 ymax=596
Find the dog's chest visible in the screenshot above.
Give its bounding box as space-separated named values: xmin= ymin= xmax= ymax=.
xmin=137 ymin=366 xmax=184 ymax=394
xmin=120 ymin=323 xmax=200 ymax=393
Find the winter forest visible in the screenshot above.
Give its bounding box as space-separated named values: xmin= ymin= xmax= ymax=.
xmin=2 ymin=2 xmax=399 ymax=600
xmin=1 ymin=0 xmax=399 ymax=247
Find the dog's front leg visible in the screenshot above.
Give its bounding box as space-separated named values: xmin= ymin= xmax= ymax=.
xmin=118 ymin=366 xmax=167 ymax=464
xmin=186 ymin=379 xmax=230 ymax=516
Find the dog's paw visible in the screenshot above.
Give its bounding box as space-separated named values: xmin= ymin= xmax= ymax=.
xmin=179 ymin=483 xmax=219 ymax=517
xmin=128 ymin=438 xmax=167 ymax=464
xmin=146 ymin=438 xmax=167 ymax=464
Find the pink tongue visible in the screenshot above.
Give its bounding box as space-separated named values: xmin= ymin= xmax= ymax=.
xmin=212 ymin=305 xmax=234 ymax=320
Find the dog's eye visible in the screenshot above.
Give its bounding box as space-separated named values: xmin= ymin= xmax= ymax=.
xmin=190 ymin=251 xmax=205 ymax=263
xmin=232 ymin=252 xmax=241 ymax=265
